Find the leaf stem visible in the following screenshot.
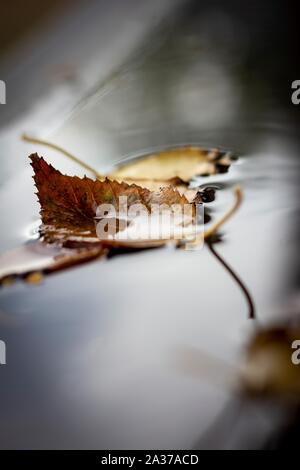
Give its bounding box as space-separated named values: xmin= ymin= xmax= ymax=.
xmin=202 ymin=187 xmax=255 ymax=320
xmin=22 ymin=133 xmax=104 ymax=180
xmin=204 ymin=186 xmax=243 ymax=240
xmin=207 ymin=242 xmax=255 ymax=320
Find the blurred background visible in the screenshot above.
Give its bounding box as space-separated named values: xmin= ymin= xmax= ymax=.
xmin=0 ymin=0 xmax=300 ymax=450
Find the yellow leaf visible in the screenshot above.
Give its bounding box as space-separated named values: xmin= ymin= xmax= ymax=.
xmin=110 ymin=146 xmax=233 ymax=183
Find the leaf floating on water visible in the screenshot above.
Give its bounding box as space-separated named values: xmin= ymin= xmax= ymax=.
xmin=23 ymin=136 xmax=234 ymax=186
xmin=4 ymin=138 xmax=246 ymax=315
xmin=0 ymin=242 xmax=106 ymax=286
xmin=108 ymin=146 xmax=232 ymax=202
xmin=28 ymin=156 xmax=242 ymax=270
xmin=30 ymin=154 xmax=198 ymax=247
xmin=110 ymin=146 xmax=234 ymax=184
xmin=23 ymin=136 xmax=234 ymax=202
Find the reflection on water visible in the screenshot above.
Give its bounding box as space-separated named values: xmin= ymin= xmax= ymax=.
xmin=0 ymin=0 xmax=299 ymax=450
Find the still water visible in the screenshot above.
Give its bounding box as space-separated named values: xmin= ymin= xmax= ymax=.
xmin=0 ymin=0 xmax=299 ymax=449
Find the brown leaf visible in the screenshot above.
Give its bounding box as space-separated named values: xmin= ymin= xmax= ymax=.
xmin=0 ymin=153 xmax=241 ymax=285
xmin=30 ymin=154 xmax=196 ymax=247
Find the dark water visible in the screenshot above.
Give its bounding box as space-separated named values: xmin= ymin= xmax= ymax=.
xmin=0 ymin=0 xmax=299 ymax=449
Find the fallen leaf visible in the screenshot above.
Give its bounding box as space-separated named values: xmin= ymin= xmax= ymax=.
xmin=110 ymin=146 xmax=234 ymax=185
xmin=23 ymin=136 xmax=233 ymax=202
xmin=0 ymin=151 xmax=241 ymax=285
xmin=31 ymin=154 xmax=200 ymax=247
xmin=0 ymin=242 xmax=106 ymax=286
